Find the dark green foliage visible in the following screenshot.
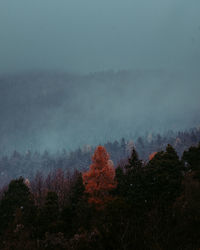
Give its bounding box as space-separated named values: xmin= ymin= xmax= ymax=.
xmin=96 ymin=198 xmax=134 ymax=250
xmin=0 ymin=177 xmax=35 ymax=234
xmin=37 ymin=191 xmax=60 ymax=237
xmin=43 ymin=191 xmax=59 ymax=221
xmin=182 ymin=143 xmax=200 ymax=180
xmin=69 ymin=171 xmax=85 ymax=208
xmin=114 ymin=166 xmax=125 ymax=196
xmin=60 ymin=172 xmax=91 ymax=238
xmin=0 ymin=143 xmax=200 ymax=249
xmin=182 ymin=143 xmax=200 ymax=170
xmin=146 ymin=144 xmax=183 ymax=206
xmin=60 ymin=205 xmax=74 ymax=237
xmin=115 ymin=147 xmax=145 ymax=209
xmin=171 ymin=172 xmax=200 ymax=250
xmin=126 ymin=147 xmax=142 ymax=170
xmin=1 ymin=128 xmax=200 ymax=189
xmin=68 ymin=172 xmax=93 ymax=235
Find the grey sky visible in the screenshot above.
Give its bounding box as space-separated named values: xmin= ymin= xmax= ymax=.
xmin=0 ymin=1 xmax=200 ymax=154
xmin=0 ymin=0 xmax=200 ymax=73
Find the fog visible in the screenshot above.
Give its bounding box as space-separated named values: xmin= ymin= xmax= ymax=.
xmin=0 ymin=0 xmax=200 ymax=73
xmin=0 ymin=1 xmax=200 ymax=153
xmin=0 ymin=70 xmax=200 ymax=154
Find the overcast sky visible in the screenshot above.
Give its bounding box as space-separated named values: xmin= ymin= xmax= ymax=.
xmin=0 ymin=0 xmax=200 ymax=74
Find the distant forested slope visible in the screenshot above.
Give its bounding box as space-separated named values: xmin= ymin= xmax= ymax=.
xmin=0 ymin=70 xmax=200 ymax=153
xmin=0 ymin=127 xmax=200 ymax=187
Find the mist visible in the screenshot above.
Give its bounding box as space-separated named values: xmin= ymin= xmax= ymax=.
xmin=0 ymin=69 xmax=199 ymax=154
xmin=0 ymin=0 xmax=200 ymax=73
xmin=0 ymin=1 xmax=200 ymax=153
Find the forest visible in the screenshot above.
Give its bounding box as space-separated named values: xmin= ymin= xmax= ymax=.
xmin=1 ymin=0 xmax=200 ymax=249
xmin=0 ymin=127 xmax=200 ymax=187
xmin=0 ymin=128 xmax=200 ymax=249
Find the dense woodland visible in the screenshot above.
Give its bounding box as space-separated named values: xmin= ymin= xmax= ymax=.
xmin=0 ymin=129 xmax=200 ymax=249
xmin=0 ymin=127 xmax=200 ymax=187
xmin=1 ymin=0 xmax=200 ymax=248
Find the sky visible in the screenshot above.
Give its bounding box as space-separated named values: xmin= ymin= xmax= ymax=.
xmin=0 ymin=0 xmax=200 ymax=73
xmin=0 ymin=0 xmax=200 ymax=154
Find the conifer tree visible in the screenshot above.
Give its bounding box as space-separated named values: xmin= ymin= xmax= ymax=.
xmin=126 ymin=147 xmax=142 ymax=170
xmin=147 ymin=144 xmax=183 ymax=205
xmin=82 ymin=146 xmax=116 ymax=207
xmin=0 ymin=177 xmax=35 ymax=234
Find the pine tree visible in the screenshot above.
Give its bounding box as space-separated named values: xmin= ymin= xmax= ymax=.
xmin=125 ymin=147 xmax=142 ymax=170
xmin=0 ymin=177 xmax=35 ymax=234
xmin=146 ymin=144 xmax=183 ymax=205
xmin=182 ymin=143 xmax=200 ymax=180
xmin=37 ymin=191 xmax=60 ymax=236
xmin=115 ymin=147 xmax=145 ymax=208
xmin=69 ymin=171 xmax=85 ymax=208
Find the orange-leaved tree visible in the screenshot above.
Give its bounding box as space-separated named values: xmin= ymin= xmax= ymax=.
xmin=149 ymin=152 xmax=157 ymax=161
xmin=82 ymin=145 xmax=116 ymax=207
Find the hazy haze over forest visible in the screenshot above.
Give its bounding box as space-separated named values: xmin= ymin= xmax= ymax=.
xmin=0 ymin=0 xmax=200 ymax=153
xmin=0 ymin=0 xmax=200 ymax=73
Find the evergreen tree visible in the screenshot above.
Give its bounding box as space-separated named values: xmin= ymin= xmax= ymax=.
xmin=116 ymin=147 xmax=145 ymax=209
xmin=0 ymin=177 xmax=35 ymax=234
xmin=69 ymin=171 xmax=85 ymax=208
xmin=182 ymin=143 xmax=200 ymax=180
xmin=37 ymin=191 xmax=60 ymax=237
xmin=146 ymin=144 xmax=183 ymax=206
xmin=182 ymin=143 xmax=200 ymax=171
xmin=126 ymin=147 xmax=142 ymax=170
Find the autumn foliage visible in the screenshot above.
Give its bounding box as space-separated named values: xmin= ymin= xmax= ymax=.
xmin=149 ymin=152 xmax=157 ymax=161
xmin=82 ymin=146 xmax=116 ymax=207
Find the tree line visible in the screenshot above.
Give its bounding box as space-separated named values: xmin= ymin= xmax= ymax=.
xmin=0 ymin=127 xmax=200 ymax=188
xmin=0 ymin=142 xmax=200 ymax=249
